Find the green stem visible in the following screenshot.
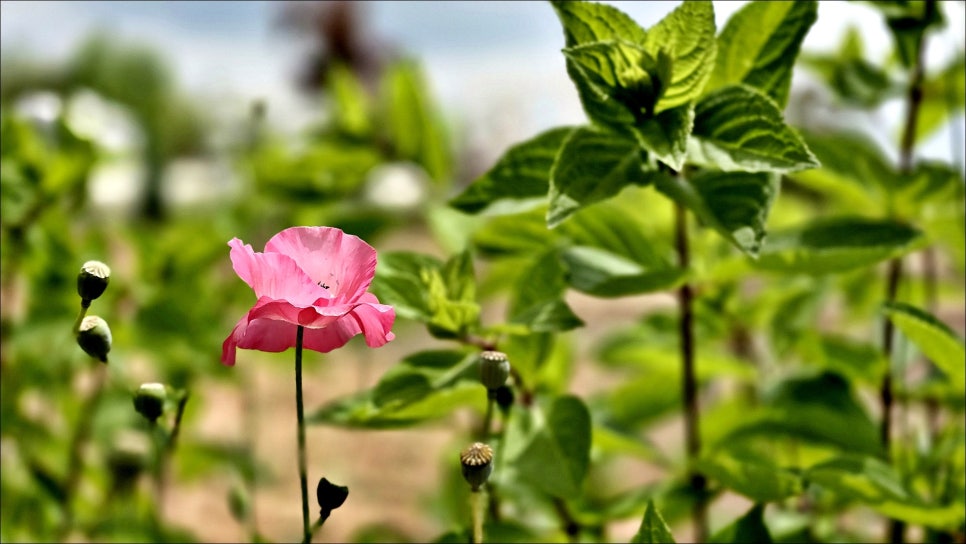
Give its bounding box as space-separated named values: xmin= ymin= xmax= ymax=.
xmin=72 ymin=300 xmax=91 ymax=336
xmin=59 ymin=361 xmax=108 ymax=539
xmin=674 ymin=201 xmax=707 ymax=542
xmin=552 ymin=496 xmax=580 ymax=542
xmin=480 ymin=394 xmax=495 ymax=441
xmin=295 ymin=325 xmax=310 ymax=544
xmin=243 ymin=373 xmax=260 ymax=542
xmin=156 ymin=392 xmax=189 ymax=524
xmin=470 ymin=490 xmax=485 ymax=544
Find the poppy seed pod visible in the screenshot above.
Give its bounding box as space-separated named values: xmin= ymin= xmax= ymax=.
xmin=77 ymin=316 xmax=112 ymax=363
xmin=77 ymin=260 xmax=111 ymax=302
xmin=133 ymin=383 xmax=167 ymax=422
xmin=479 ymin=351 xmax=510 ymax=391
xmin=460 ymin=442 xmax=493 ymax=492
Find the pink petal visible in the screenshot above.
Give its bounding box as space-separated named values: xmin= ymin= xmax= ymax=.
xmin=229 ymin=238 xmax=330 ymax=306
xmin=221 ymin=313 xmax=301 ymax=366
xmin=264 ymin=227 xmax=377 ymax=302
xmin=302 ymin=296 xmax=396 ymax=352
xmin=246 ymin=297 xmax=344 ymax=328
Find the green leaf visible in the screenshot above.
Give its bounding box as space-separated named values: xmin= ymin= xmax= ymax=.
xmin=707 ymin=1 xmax=817 ymax=107
xmin=308 ymin=381 xmax=485 ymax=429
xmin=547 ymin=126 xmax=657 ymax=227
xmin=719 ymin=372 xmax=882 ymax=456
xmin=882 ymin=302 xmax=966 ymax=390
xmin=594 ymin=341 xmax=755 ymax=430
xmin=688 ymin=85 xmax=819 ymax=173
xmin=381 ymin=60 xmax=451 ymax=182
xmin=643 ymin=0 xmax=717 ymax=113
xmin=370 ymin=251 xmax=443 ymax=320
xmin=328 ymin=62 xmax=371 ymax=137
xmin=807 ymin=454 xmax=966 ymax=529
xmin=561 ymin=246 xmax=687 ymax=298
xmin=450 ymin=127 xmax=575 ymax=215
xmin=551 ymin=0 xmax=647 ymax=47
xmin=512 ymin=395 xmax=592 ymax=498
xmin=369 ymin=250 xmax=480 ymax=337
xmin=894 ymin=160 xmax=966 ymax=217
xmin=792 ymin=129 xmax=894 ymax=206
xmin=709 ymin=504 xmax=772 ymax=544
xmin=872 ymin=0 xmax=943 ymax=69
xmin=565 ymin=52 xmax=640 ymax=131
xmin=593 ymin=424 xmax=669 ymax=466
xmin=472 ymin=208 xmax=558 ymax=257
xmin=755 ymin=217 xmax=925 ymax=274
xmin=798 ymin=25 xmax=902 ymax=108
xmin=563 ymin=40 xmax=665 ymax=124
xmin=631 ymin=500 xmax=676 ymax=544
xmin=426 ymin=250 xmax=481 ymax=338
xmin=916 ymin=54 xmax=965 ymax=141
xmin=308 ymin=350 xmax=486 ymax=428
xmin=697 ymin=452 xmax=802 ymax=503
xmin=656 ymin=171 xmax=779 ymax=257
xmin=559 ymin=192 xmax=674 ymax=264
xmin=501 ymin=332 xmax=573 ymax=394
xmin=796 ymin=332 xmax=887 ymax=385
xmin=509 ymin=249 xmax=583 ymax=332
xmin=635 ymin=105 xmax=694 ymax=170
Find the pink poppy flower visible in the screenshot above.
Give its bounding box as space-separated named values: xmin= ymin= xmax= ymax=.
xmin=221 ymin=227 xmax=396 ymax=366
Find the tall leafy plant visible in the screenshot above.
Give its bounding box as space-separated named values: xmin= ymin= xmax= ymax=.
xmin=452 ymin=1 xmax=819 ymax=540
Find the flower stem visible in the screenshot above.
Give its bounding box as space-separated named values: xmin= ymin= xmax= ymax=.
xmin=674 ymin=200 xmax=707 ymax=543
xmin=72 ymin=300 xmax=91 ymax=336
xmin=480 ymin=394 xmax=495 ymax=441
xmin=155 ymin=392 xmax=189 ymax=524
xmin=470 ymin=489 xmax=485 ymax=544
xmin=59 ymin=361 xmax=108 ymax=539
xmin=295 ymin=325 xmax=310 ymax=544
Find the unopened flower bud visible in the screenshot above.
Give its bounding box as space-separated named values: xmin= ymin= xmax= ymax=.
xmin=77 ymin=316 xmax=111 ymax=363
xmin=108 ymin=430 xmax=150 ymax=493
xmin=77 ymin=260 xmax=110 ymax=302
xmin=479 ymin=351 xmax=510 ymax=392
xmin=460 ymin=442 xmax=493 ymax=492
xmin=316 ymin=477 xmax=349 ymax=521
xmin=133 ymin=383 xmax=167 ymax=422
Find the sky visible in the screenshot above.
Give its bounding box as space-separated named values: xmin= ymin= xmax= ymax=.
xmin=1 ymin=1 xmax=964 ymax=167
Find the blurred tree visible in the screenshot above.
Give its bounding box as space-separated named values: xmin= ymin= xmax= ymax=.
xmin=1 ymin=33 xmax=206 ymax=221
xmin=276 ymin=0 xmax=391 ymax=94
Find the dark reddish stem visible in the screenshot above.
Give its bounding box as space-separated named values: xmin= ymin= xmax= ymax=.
xmin=675 ymin=200 xmax=707 ymax=542
xmin=883 ymin=3 xmax=933 ymax=543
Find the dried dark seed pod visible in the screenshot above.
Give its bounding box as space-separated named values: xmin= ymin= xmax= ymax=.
xmin=316 ymin=477 xmax=349 ymax=521
xmin=494 ymin=385 xmax=514 ymax=412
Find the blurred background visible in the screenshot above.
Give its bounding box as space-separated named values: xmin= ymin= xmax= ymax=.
xmin=1 ymin=1 xmax=964 ymax=543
